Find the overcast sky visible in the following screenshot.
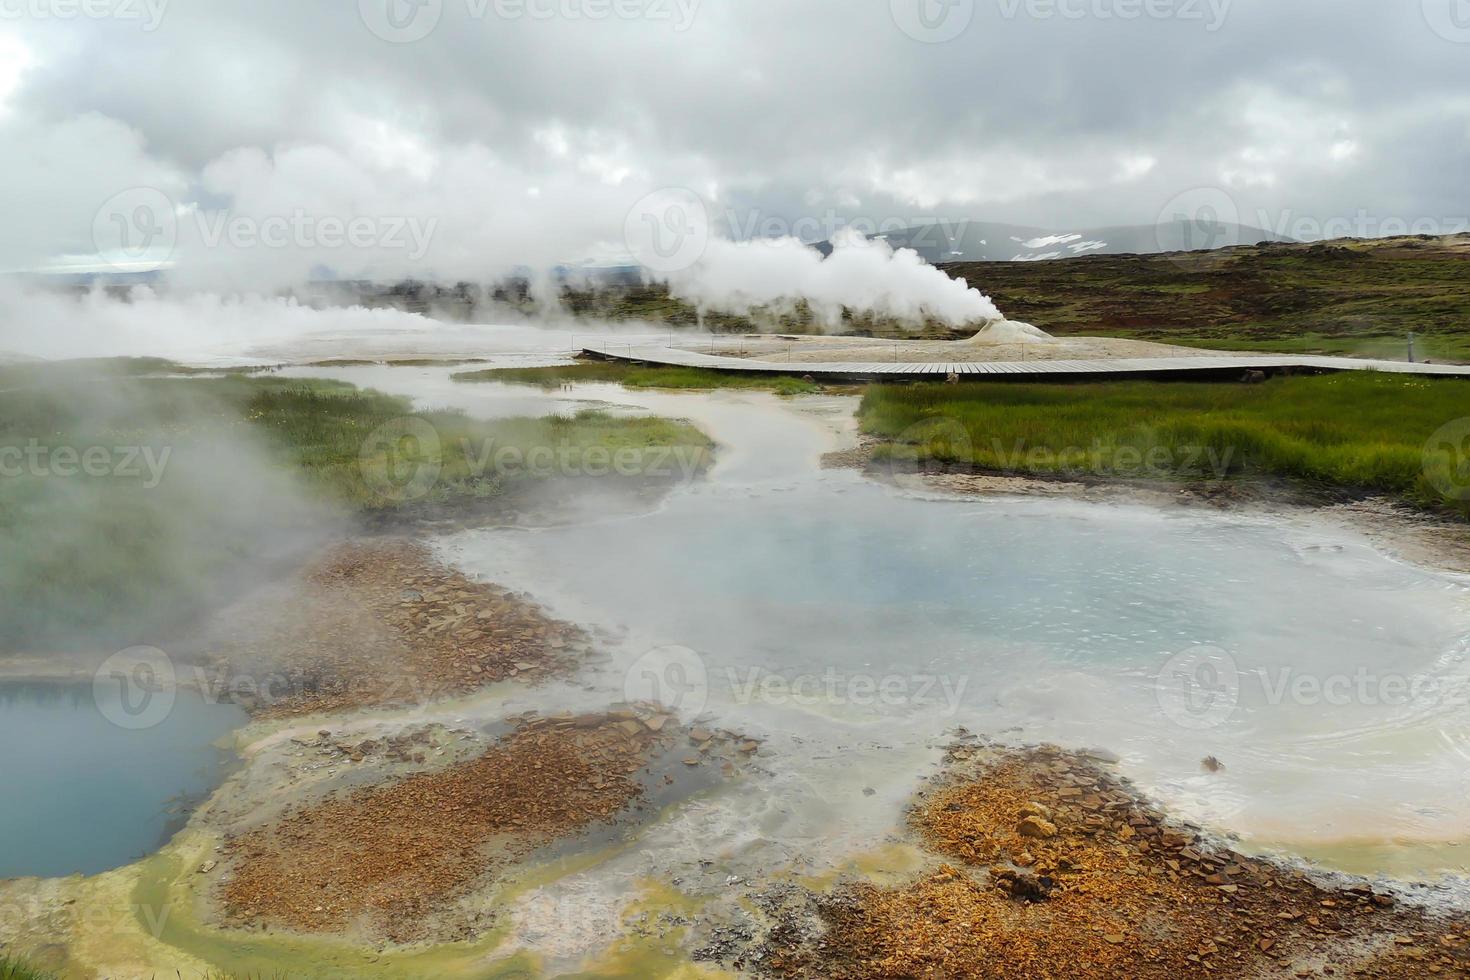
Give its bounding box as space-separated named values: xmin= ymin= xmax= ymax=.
xmin=2 ymin=0 xmax=1468 ymax=285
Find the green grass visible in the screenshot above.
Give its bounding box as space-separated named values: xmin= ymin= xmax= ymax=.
xmin=0 ymin=356 xmax=184 ymax=388
xmin=253 ymin=386 xmax=713 ymax=510
xmin=946 ymin=238 xmax=1470 ymax=358
xmin=0 ymin=958 xmax=53 ymax=980
xmin=860 ymin=373 xmax=1470 ymax=516
xmin=453 ymin=361 xmax=822 ymax=395
xmin=0 ymin=361 xmax=712 ymax=651
xmin=1152 ymin=332 xmax=1470 ymax=361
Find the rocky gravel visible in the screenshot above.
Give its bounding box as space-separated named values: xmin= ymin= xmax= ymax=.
xmin=200 ymin=538 xmax=587 ymax=717
xmin=216 ymin=709 xmax=761 ymax=945
xmin=743 ymin=740 xmax=1470 ymax=979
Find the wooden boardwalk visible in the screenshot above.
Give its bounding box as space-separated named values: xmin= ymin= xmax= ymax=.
xmin=582 ymin=343 xmax=1470 ymax=382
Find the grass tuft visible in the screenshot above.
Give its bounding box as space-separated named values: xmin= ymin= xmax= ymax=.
xmin=453 ymin=361 xmax=822 ymax=395
xmin=860 ymin=373 xmax=1470 ymax=516
xmin=0 ymin=959 xmax=53 ymax=980
xmin=0 ymin=362 xmax=712 ymax=651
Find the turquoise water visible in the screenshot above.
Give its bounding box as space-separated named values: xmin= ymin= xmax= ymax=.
xmin=0 ymin=682 xmax=244 ymax=879
xmin=243 ymin=363 xmax=1470 ymax=875
xmin=444 ymin=472 xmax=1470 ymax=856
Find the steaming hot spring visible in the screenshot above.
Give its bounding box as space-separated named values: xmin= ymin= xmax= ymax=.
xmin=663 ymin=234 xmax=1244 ymax=363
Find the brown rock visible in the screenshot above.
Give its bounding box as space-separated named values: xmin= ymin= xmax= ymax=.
xmin=1018 ymin=816 xmax=1058 ymax=839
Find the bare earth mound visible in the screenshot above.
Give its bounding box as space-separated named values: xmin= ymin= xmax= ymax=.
xmin=219 ymin=711 xmax=756 ymax=943
xmin=752 ymin=743 xmax=1470 ymax=979
xmin=200 ymin=539 xmax=587 ymax=717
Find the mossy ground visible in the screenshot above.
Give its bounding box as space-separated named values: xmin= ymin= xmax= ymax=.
xmin=944 ymin=236 xmax=1470 ymax=359
xmin=859 ymin=372 xmax=1470 ymax=516
xmin=454 ymin=361 xmax=821 ymax=395
xmin=0 ymin=360 xmax=711 ymax=650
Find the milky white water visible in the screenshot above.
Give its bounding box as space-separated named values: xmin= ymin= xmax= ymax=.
xmin=276 ymin=361 xmax=1470 ymax=893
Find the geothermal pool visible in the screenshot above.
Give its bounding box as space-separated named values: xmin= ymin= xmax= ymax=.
xmin=0 ymin=682 xmax=243 ymax=878
xmin=303 ymin=362 xmax=1470 ymax=884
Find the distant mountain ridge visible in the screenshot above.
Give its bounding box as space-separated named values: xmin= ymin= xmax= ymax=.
xmin=822 ymin=219 xmax=1295 ymax=262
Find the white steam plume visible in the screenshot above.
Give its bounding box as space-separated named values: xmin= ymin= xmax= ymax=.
xmin=0 ymin=284 xmax=435 ymax=363
xmin=663 ymin=230 xmax=1001 ymax=331
xmin=0 ymin=282 xmax=688 ymax=365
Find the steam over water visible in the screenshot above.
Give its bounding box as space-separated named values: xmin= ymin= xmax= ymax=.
xmin=309 ymin=363 xmax=1470 ymax=886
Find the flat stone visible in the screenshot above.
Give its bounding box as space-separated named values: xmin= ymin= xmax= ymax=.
xmin=1018 ymin=816 xmax=1058 ymax=839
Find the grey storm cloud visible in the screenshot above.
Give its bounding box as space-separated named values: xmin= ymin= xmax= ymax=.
xmin=1 ymin=0 xmax=1468 ymax=284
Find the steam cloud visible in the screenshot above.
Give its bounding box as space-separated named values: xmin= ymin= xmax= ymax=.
xmin=663 ymin=231 xmax=1001 ymax=331
xmin=0 ymin=284 xmax=439 ymax=363
xmin=0 ymin=282 xmax=683 ymax=365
